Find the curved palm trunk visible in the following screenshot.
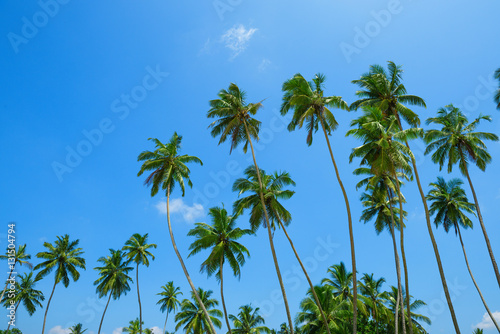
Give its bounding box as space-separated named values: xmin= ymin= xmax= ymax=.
xmin=319 ymin=117 xmax=357 ymax=333
xmin=166 ymin=187 xmax=217 ymax=334
xmin=463 ymin=164 xmax=500 ymax=288
xmin=275 ymin=216 xmax=332 ymax=334
xmin=243 ymin=120 xmax=294 ymax=334
xmin=457 ymin=226 xmax=500 ymax=332
xmin=395 ymin=116 xmax=461 ymax=334
xmin=41 ymin=281 xmax=57 ymax=334
xmin=220 ymin=258 xmax=232 ymax=334
xmin=163 ymin=312 xmax=169 ymax=334
xmin=7 ymin=300 xmax=20 ymax=331
xmin=0 ymin=267 xmax=14 ymax=305
xmin=98 ymin=293 xmax=113 ymax=334
xmin=136 ymin=263 xmax=143 ymax=334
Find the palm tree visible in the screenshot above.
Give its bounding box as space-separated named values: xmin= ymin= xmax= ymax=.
xmin=350 ymin=61 xmax=463 ymax=334
xmin=123 ymin=233 xmax=157 ymax=334
xmin=427 ymin=177 xmax=500 ymax=332
xmin=157 ymin=282 xmax=183 ymax=334
xmin=229 ymin=305 xmax=271 ymax=334
xmin=280 ymin=72 xmax=357 ymax=334
xmin=69 ymin=324 xmax=87 ymax=334
xmin=188 ymin=206 xmax=253 ymax=334
xmin=123 ymin=318 xmax=142 ymax=334
xmin=232 ymin=166 xmax=331 ymax=334
xmin=175 ymin=288 xmax=223 ymax=334
xmin=473 ymin=329 xmax=484 ymax=334
xmin=137 ymin=133 xmax=214 ymax=334
xmin=34 ymin=235 xmax=85 ymax=334
xmin=0 ymin=243 xmax=32 ymax=303
xmin=208 ymin=83 xmax=294 ymax=333
xmin=143 ymin=329 xmax=153 ymax=334
xmin=322 ymin=262 xmax=353 ymax=301
xmin=94 ymin=249 xmax=134 ymax=334
xmin=425 ymin=105 xmax=500 ymax=288
xmin=494 ymin=68 xmax=499 ymax=110
xmin=358 ymin=274 xmax=390 ymax=334
xmin=385 ymin=286 xmax=431 ymax=333
xmin=2 ymin=272 xmax=44 ymax=332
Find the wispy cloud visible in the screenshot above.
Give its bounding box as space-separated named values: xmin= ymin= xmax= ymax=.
xmin=221 ymin=24 xmax=257 ymax=59
xmin=258 ymin=58 xmax=271 ymax=72
xmin=49 ymin=326 xmax=71 ymax=334
xmin=150 ymin=327 xmax=162 ymax=334
xmin=112 ymin=328 xmax=123 ymax=334
xmin=199 ymin=38 xmax=211 ymax=56
xmin=474 ymin=311 xmax=500 ymax=329
xmin=155 ymin=198 xmax=204 ymax=223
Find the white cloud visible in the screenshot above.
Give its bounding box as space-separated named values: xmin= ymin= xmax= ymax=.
xmin=474 ymin=311 xmax=500 ymax=329
xmin=112 ymin=328 xmax=124 ymax=334
xmin=150 ymin=327 xmax=162 ymax=334
xmin=258 ymin=58 xmax=271 ymax=72
xmin=155 ymin=198 xmax=204 ymax=223
xmin=221 ymin=24 xmax=257 ymax=59
xmin=48 ymin=326 xmax=71 ymax=334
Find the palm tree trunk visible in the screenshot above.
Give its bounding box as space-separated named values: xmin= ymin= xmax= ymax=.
xmin=457 ymin=226 xmax=500 ymax=332
xmin=166 ymin=187 xmax=217 ymax=334
xmin=163 ymin=312 xmax=169 ymax=334
xmin=386 ymin=184 xmax=403 ymax=334
xmin=0 ymin=267 xmax=14 ymax=305
xmin=98 ymin=293 xmax=113 ymax=334
xmin=319 ymin=116 xmax=357 ymax=333
xmin=275 ymin=216 xmax=332 ymax=334
xmin=395 ymin=116 xmax=461 ymax=334
xmin=41 ymin=281 xmax=57 ymax=334
xmin=7 ymin=300 xmax=20 ymax=331
xmin=392 ymin=171 xmax=413 ymax=334
xmin=136 ymin=263 xmax=143 ymax=334
xmin=463 ymin=163 xmax=500 ymax=288
xmin=220 ymin=257 xmax=232 ymax=334
xmin=243 ymin=120 xmax=294 ymax=334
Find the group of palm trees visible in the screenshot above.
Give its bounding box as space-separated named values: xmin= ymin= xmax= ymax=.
xmin=3 ymin=62 xmax=500 ymax=334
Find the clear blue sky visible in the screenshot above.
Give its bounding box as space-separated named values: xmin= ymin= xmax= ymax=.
xmin=1 ymin=1 xmax=499 ymax=333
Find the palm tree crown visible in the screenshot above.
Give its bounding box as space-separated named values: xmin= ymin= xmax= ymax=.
xmin=157 ymin=281 xmax=183 ymax=314
xmin=123 ymin=233 xmax=157 ymax=267
xmin=94 ymin=249 xmax=134 ymax=300
xmin=1 ymin=271 xmax=44 ymax=315
xmin=229 ymin=305 xmax=271 ymax=334
xmin=175 ymin=288 xmax=223 ymax=334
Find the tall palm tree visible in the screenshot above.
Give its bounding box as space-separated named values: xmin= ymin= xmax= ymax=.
xmin=208 ymin=83 xmax=294 ymax=333
xmin=188 ymin=206 xmax=253 ymax=334
xmin=232 ymin=166 xmax=332 ymax=334
xmin=175 ymin=288 xmax=223 ymax=334
xmin=425 ymin=105 xmax=500 ymax=287
xmin=2 ymin=272 xmax=44 ymax=331
xmin=34 ymin=235 xmax=85 ymax=334
xmin=427 ymin=177 xmax=500 ymax=332
xmin=157 ymin=282 xmax=183 ymax=334
xmin=137 ymin=133 xmax=214 ymax=334
xmin=94 ymin=249 xmax=134 ymax=334
xmin=494 ymin=68 xmax=499 ymax=110
xmin=358 ymin=273 xmax=390 ymax=334
xmin=0 ymin=243 xmax=32 ymax=303
xmin=322 ymin=262 xmax=353 ymax=301
xmin=280 ymin=73 xmax=357 ymax=334
xmin=69 ymin=324 xmax=87 ymax=334
xmin=385 ymin=286 xmax=431 ymax=333
xmin=350 ymin=61 xmax=463 ymax=334
xmin=229 ymin=305 xmax=271 ymax=334
xmin=123 ymin=318 xmax=142 ymax=334
xmin=123 ymin=233 xmax=157 ymax=334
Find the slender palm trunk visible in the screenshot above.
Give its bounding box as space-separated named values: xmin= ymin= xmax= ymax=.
xmin=136 ymin=263 xmax=143 ymax=334
xmin=463 ymin=163 xmax=500 ymax=288
xmin=319 ymin=117 xmax=357 ymax=333
xmin=457 ymin=226 xmax=500 ymax=332
xmin=374 ymin=304 xmax=379 ymax=334
xmin=163 ymin=312 xmax=169 ymax=334
xmin=386 ymin=184 xmax=403 ymax=334
xmin=166 ymin=187 xmax=217 ymax=334
xmin=243 ymin=120 xmax=294 ymax=334
xmin=41 ymin=281 xmax=57 ymax=334
xmin=98 ymin=293 xmax=113 ymax=334
xmin=0 ymin=267 xmax=14 ymax=304
xmin=220 ymin=258 xmax=232 ymax=334
xmin=7 ymin=300 xmax=20 ymax=331
xmin=392 ymin=171 xmax=413 ymax=334
xmin=275 ymin=216 xmax=331 ymax=334
xmin=396 ymin=116 xmax=461 ymax=333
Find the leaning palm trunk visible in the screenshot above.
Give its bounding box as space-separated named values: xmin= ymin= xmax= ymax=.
xmin=166 ymin=187 xmax=217 ymax=334
xmin=319 ymin=117 xmax=358 ymax=333
xmin=98 ymin=293 xmax=113 ymax=334
xmin=275 ymin=216 xmax=332 ymax=334
xmin=457 ymin=226 xmax=500 ymax=332
xmin=0 ymin=267 xmax=14 ymax=305
xmin=395 ymin=116 xmax=461 ymax=334
xmin=243 ymin=120 xmax=294 ymax=334
xmin=41 ymin=281 xmax=57 ymax=334
xmin=162 ymin=312 xmax=170 ymax=334
xmin=220 ymin=258 xmax=232 ymax=334
xmin=136 ymin=263 xmax=143 ymax=334
xmin=462 ymin=162 xmax=500 ymax=288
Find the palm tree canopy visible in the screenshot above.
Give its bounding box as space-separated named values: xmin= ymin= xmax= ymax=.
xmin=94 ymin=249 xmax=134 ymax=300
xmin=229 ymin=305 xmax=271 ymax=334
xmin=157 ymin=281 xmax=183 ymax=314
xmin=350 ymin=61 xmax=426 ymax=127
xmin=188 ymin=206 xmax=253 ymax=280
xmin=321 ymin=262 xmax=353 ymax=301
xmin=207 ymin=83 xmax=262 ymax=153
xmin=280 ymin=73 xmax=349 ymax=146
xmin=137 ymin=132 xmax=203 ymax=197
xmin=426 ymin=177 xmax=476 ymax=234
xmin=233 ymin=166 xmax=296 ymax=231
xmin=122 ymin=318 xmax=143 ymax=334
xmin=69 ymin=323 xmax=87 ymax=334
xmin=34 ymin=234 xmax=86 ymax=287
xmin=424 ymin=104 xmax=499 ymax=175
xmin=0 ymin=243 xmax=32 ymax=269
xmin=175 ymin=288 xmax=223 ymax=334
xmin=1 ymin=272 xmax=44 ymax=315
xmin=123 ymin=233 xmax=157 ymax=267
xmin=494 ymin=68 xmax=500 ymax=110
xmin=385 ymin=286 xmax=431 ymax=328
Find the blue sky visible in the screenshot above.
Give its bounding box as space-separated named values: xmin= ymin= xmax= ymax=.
xmin=1 ymin=0 xmax=500 ymax=333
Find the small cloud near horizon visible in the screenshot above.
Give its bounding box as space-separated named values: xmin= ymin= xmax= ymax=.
xmin=155 ymin=198 xmax=204 ymax=223
xmin=221 ymin=24 xmax=257 ymax=60
xmin=258 ymin=58 xmax=271 ymax=72
xmin=473 ymin=311 xmax=500 ymax=329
